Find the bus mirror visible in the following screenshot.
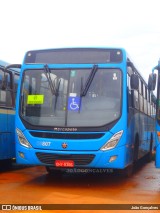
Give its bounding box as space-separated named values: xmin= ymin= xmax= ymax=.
xmin=148 ymin=73 xmax=156 ymax=91
xmin=130 ymin=74 xmax=139 ymax=90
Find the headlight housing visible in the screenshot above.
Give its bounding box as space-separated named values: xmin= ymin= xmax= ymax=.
xmin=16 ymin=128 xmax=32 ymax=148
xmin=100 ymin=130 xmax=123 ymax=151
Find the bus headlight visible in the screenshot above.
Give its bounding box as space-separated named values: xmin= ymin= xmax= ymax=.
xmin=100 ymin=130 xmax=123 ymax=151
xmin=16 ymin=128 xmax=32 ymax=148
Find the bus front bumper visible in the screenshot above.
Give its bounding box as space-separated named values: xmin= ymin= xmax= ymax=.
xmin=16 ymin=145 xmax=126 ymax=169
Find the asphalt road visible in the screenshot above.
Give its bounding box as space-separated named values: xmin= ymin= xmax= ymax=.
xmin=0 ymin=159 xmax=160 ymax=213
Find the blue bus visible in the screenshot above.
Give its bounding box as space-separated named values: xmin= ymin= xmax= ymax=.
xmin=5 ymin=48 xmax=156 ymax=176
xmin=148 ymin=59 xmax=160 ymax=168
xmin=0 ymin=60 xmax=20 ymax=167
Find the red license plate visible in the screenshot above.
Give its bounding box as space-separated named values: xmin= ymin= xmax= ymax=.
xmin=55 ymin=160 xmax=74 ymax=168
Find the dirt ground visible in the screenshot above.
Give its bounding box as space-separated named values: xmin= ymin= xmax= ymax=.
xmin=0 ymin=159 xmax=160 ymax=213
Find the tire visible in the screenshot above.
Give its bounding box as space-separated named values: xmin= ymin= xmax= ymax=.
xmin=120 ymin=135 xmax=139 ymax=178
xmin=117 ymin=164 xmax=133 ymax=178
xmin=133 ymin=135 xmax=139 ymax=164
xmin=46 ymin=166 xmax=64 ymax=176
xmin=0 ymin=159 xmax=12 ymax=170
xmin=124 ymin=164 xmax=134 ymax=177
xmin=146 ymin=134 xmax=153 ymax=162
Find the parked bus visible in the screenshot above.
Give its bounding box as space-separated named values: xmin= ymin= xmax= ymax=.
xmin=5 ymin=48 xmax=156 ymax=176
xmin=148 ymin=59 xmax=160 ymax=168
xmin=0 ymin=60 xmax=20 ymax=168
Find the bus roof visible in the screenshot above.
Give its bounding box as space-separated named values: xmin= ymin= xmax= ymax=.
xmin=22 ymin=47 xmax=150 ymax=91
xmin=24 ymin=47 xmax=124 ymax=64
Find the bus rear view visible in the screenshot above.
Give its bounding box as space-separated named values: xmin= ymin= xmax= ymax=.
xmin=14 ymin=48 xmax=155 ymax=176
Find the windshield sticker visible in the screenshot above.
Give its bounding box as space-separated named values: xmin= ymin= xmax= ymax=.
xmin=113 ymin=73 xmax=118 ymax=80
xmin=69 ymin=93 xmax=77 ymax=97
xmin=68 ymin=97 xmax=80 ymax=111
xmin=27 ymin=95 xmax=44 ymax=105
xmin=71 ymin=70 xmax=76 ymax=77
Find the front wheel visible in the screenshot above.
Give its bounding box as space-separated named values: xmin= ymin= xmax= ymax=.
xmin=124 ymin=164 xmax=134 ymax=177
xmin=133 ymin=135 xmax=139 ymax=164
xmin=0 ymin=159 xmax=12 ymax=171
xmin=117 ymin=164 xmax=134 ymax=178
xmin=46 ymin=166 xmax=64 ymax=176
xmin=146 ymin=135 xmax=153 ymax=162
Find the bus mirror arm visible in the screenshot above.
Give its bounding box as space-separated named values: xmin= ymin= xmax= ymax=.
xmin=3 ymin=64 xmax=21 ymax=90
xmin=4 ymin=64 xmax=21 ymax=71
xmin=152 ymin=59 xmax=160 ymax=73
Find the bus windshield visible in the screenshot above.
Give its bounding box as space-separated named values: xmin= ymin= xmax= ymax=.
xmin=20 ymin=67 xmax=122 ymax=128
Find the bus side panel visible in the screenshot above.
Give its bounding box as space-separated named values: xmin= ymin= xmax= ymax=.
xmin=127 ymin=107 xmax=139 ymax=165
xmin=0 ymin=112 xmax=7 ymax=160
xmin=155 ymin=124 xmax=160 ymax=168
xmin=0 ymin=111 xmax=15 ymax=160
xmin=129 ymin=112 xmax=154 ymax=161
xmin=127 ymin=94 xmax=155 ymax=165
xmin=155 ymin=144 xmax=160 ymax=168
xmin=7 ymin=112 xmax=16 ymax=158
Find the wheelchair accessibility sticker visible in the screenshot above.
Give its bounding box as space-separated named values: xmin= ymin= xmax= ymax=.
xmin=68 ymin=97 xmax=80 ymax=111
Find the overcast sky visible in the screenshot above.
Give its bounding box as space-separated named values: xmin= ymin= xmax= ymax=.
xmin=0 ymin=0 xmax=160 ymax=81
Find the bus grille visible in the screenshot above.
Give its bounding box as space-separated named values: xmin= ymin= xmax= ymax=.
xmin=36 ymin=153 xmax=95 ymax=166
xmin=29 ymin=131 xmax=104 ymax=140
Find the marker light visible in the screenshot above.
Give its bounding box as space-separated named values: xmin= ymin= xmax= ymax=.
xmin=100 ymin=130 xmax=123 ymax=151
xmin=157 ymin=131 xmax=160 ymax=142
xmin=19 ymin=152 xmax=25 ymax=159
xmin=109 ymin=155 xmax=118 ymax=163
xmin=16 ymin=128 xmax=32 ymax=148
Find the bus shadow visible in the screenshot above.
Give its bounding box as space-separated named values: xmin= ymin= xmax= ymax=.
xmin=26 ymin=158 xmax=153 ymax=189
xmin=133 ymin=156 xmax=155 ymax=174
xmin=0 ymin=159 xmax=32 ymax=173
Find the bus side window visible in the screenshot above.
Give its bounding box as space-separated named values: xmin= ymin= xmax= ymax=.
xmin=130 ymin=73 xmax=139 ymax=110
xmin=133 ymin=89 xmax=139 ymax=110
xmin=144 ymin=86 xmax=148 ymax=114
xmin=0 ymin=69 xmax=11 ymax=107
xmin=14 ymin=73 xmax=19 ymax=93
xmin=0 ymin=69 xmax=6 ymax=106
xmin=127 ymin=74 xmax=132 ymax=108
xmin=0 ymin=69 xmax=14 ymax=108
xmin=0 ymin=69 xmax=2 ymax=87
xmin=5 ymin=72 xmax=13 ymax=107
xmin=148 ymin=91 xmax=151 ymax=116
xmin=139 ymin=80 xmax=144 ymax=112
xmin=14 ymin=73 xmax=20 ymax=106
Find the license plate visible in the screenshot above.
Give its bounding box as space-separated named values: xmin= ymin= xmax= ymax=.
xmin=55 ymin=160 xmax=74 ymax=168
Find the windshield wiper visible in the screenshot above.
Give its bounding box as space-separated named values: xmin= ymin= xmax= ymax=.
xmin=78 ymin=77 xmax=84 ymax=113
xmin=44 ymin=64 xmax=55 ymax=96
xmin=80 ymin=65 xmax=98 ymax=97
xmin=54 ymin=79 xmax=61 ymax=113
xmin=78 ymin=65 xmax=98 ymax=113
xmin=43 ymin=65 xmax=61 ymax=114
